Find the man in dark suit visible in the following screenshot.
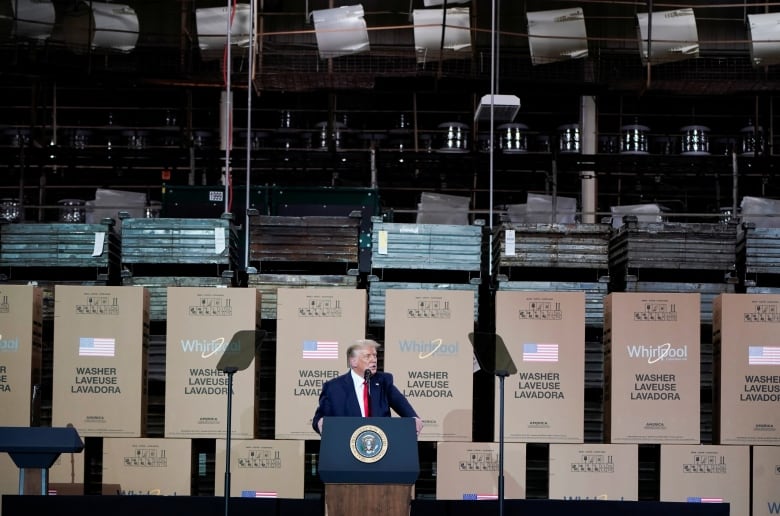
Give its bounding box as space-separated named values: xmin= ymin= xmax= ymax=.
xmin=312 ymin=339 xmax=424 ymax=435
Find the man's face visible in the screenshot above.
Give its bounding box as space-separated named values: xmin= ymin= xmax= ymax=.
xmin=350 ymin=345 xmax=377 ymax=377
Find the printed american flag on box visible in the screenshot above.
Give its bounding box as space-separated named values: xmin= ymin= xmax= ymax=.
xmin=749 ymin=346 xmax=780 ymax=365
xmin=302 ymin=340 xmax=339 ymax=360
xmin=79 ymin=337 xmax=116 ymax=357
xmin=463 ymin=493 xmax=498 ymax=500
xmin=241 ymin=490 xmax=277 ymax=498
xmin=686 ymin=497 xmax=723 ymax=503
xmin=522 ymin=343 xmax=558 ymax=362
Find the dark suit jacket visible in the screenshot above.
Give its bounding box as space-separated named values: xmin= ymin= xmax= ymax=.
xmin=312 ymin=370 xmax=418 ymax=434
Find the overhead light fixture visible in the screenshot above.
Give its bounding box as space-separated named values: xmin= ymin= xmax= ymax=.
xmin=59 ymin=1 xmax=138 ymax=52
xmin=636 ymin=8 xmax=699 ymax=65
xmin=527 ymin=7 xmax=588 ymax=66
xmin=311 ymin=4 xmax=369 ymax=59
xmin=474 ymin=94 xmax=520 ymax=123
xmin=747 ymin=12 xmax=780 ymax=67
xmin=4 ymin=0 xmax=55 ymax=40
xmin=195 ymin=3 xmax=251 ymax=55
xmin=413 ymin=7 xmax=471 ymax=64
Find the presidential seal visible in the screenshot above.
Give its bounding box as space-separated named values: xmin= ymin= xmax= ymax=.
xmin=349 ymin=425 xmax=388 ymax=464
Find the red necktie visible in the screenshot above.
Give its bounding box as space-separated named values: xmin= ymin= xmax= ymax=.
xmin=363 ymin=380 xmax=371 ymax=417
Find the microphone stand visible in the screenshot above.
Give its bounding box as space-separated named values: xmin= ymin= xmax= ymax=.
xmin=495 ymin=367 xmax=509 ymax=516
xmin=364 ymin=370 xmax=372 ymax=414
xmin=223 ymin=366 xmax=238 ymax=516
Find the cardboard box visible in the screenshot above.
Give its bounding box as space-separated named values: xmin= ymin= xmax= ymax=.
xmin=384 ymin=289 xmax=476 ymax=442
xmin=165 ymin=287 xmax=261 ymax=438
xmin=604 ymin=293 xmax=700 ymax=444
xmin=435 ymin=441 xmax=525 ymax=500
xmin=0 ymin=453 xmax=21 ymax=495
xmin=752 ymin=445 xmax=780 ymax=516
xmin=214 ymin=439 xmax=304 ymax=498
xmin=548 ymin=444 xmax=638 ymax=501
xmin=713 ymin=293 xmax=780 ymax=444
xmin=102 ymin=437 xmax=192 ymax=495
xmin=496 ymin=291 xmax=584 ymax=443
xmin=274 ymin=288 xmax=367 ymax=440
xmin=52 ymin=285 xmax=149 ymax=437
xmin=0 ymin=285 xmax=42 ymax=427
xmin=660 ymin=444 xmax=749 ymax=515
xmin=49 ymin=447 xmax=85 ymax=484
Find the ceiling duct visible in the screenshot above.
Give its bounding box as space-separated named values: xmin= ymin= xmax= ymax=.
xmin=3 ymin=0 xmax=55 ymax=40
xmin=195 ymin=3 xmax=251 ymax=58
xmin=413 ymin=7 xmax=471 ymax=64
xmin=527 ymin=7 xmax=588 ymax=66
xmin=58 ymin=1 xmax=138 ymax=53
xmin=637 ymin=8 xmax=699 ymax=65
xmin=748 ymin=12 xmax=780 ymax=67
xmin=311 ymin=4 xmax=369 ymax=59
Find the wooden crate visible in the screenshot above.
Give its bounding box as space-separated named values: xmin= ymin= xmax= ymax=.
xmin=120 ymin=217 xmax=238 ymax=274
xmin=497 ymin=222 xmax=611 ymax=278
xmin=248 ymin=215 xmax=360 ymax=272
xmin=370 ymin=220 xmax=483 ymax=273
xmin=0 ymin=220 xmax=120 ymax=282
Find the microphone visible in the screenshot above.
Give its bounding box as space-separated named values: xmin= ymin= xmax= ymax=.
xmin=364 ymin=369 xmax=372 ymax=382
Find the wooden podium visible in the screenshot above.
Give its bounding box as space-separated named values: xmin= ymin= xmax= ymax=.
xmin=318 ymin=417 xmax=419 ymax=516
xmin=325 ymin=484 xmax=412 ymax=516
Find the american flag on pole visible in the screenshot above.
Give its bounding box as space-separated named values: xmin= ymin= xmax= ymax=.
xmin=241 ymin=490 xmax=277 ymax=498
xmin=463 ymin=493 xmax=498 ymax=501
xmin=79 ymin=337 xmax=116 ymax=357
xmin=302 ymin=340 xmax=339 ymax=359
xmin=749 ymin=346 xmax=780 ymax=365
xmin=522 ymin=343 xmax=558 ymax=362
xmin=686 ymin=497 xmax=723 ymax=503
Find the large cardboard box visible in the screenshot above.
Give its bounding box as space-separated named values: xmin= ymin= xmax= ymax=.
xmin=47 ymin=448 xmax=87 ymax=494
xmin=274 ymin=288 xmax=367 ymax=440
xmin=214 ymin=439 xmax=304 ymax=498
xmin=52 ymin=285 xmax=149 ymax=437
xmin=165 ymin=287 xmax=261 ymax=438
xmin=548 ymin=444 xmax=638 ymax=501
xmin=384 ymin=289 xmax=475 ymax=442
xmin=435 ymin=441 xmax=525 ymax=500
xmin=713 ymin=293 xmax=780 ymax=445
xmin=496 ymin=291 xmax=584 ymax=443
xmin=752 ymin=446 xmax=780 ymax=516
xmin=604 ymin=293 xmax=700 ymax=444
xmin=103 ymin=437 xmax=191 ymax=495
xmin=0 ymin=285 xmax=42 ymax=427
xmin=660 ymin=444 xmax=749 ymax=515
xmin=0 ymin=454 xmax=20 ymax=495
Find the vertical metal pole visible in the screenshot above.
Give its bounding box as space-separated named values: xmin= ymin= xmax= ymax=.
xmin=223 ymin=0 xmax=233 ymax=214
xmin=244 ymin=0 xmax=257 ymax=271
xmin=224 ymin=372 xmax=234 ymax=516
xmin=498 ymin=374 xmax=505 ymax=516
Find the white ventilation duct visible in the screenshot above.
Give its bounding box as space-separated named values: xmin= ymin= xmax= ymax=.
xmin=6 ymin=0 xmax=55 ymax=40
xmin=413 ymin=7 xmax=471 ymax=63
xmin=311 ymin=4 xmax=369 ymax=59
xmin=637 ymin=8 xmax=699 ymax=65
xmin=195 ymin=4 xmax=251 ymax=52
xmin=60 ymin=1 xmax=139 ymax=53
xmin=748 ymin=12 xmax=780 ymax=67
xmin=527 ymin=7 xmax=588 ymax=66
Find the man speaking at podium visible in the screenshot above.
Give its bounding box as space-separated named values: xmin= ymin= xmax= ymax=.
xmin=312 ymin=339 xmax=424 ymax=436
